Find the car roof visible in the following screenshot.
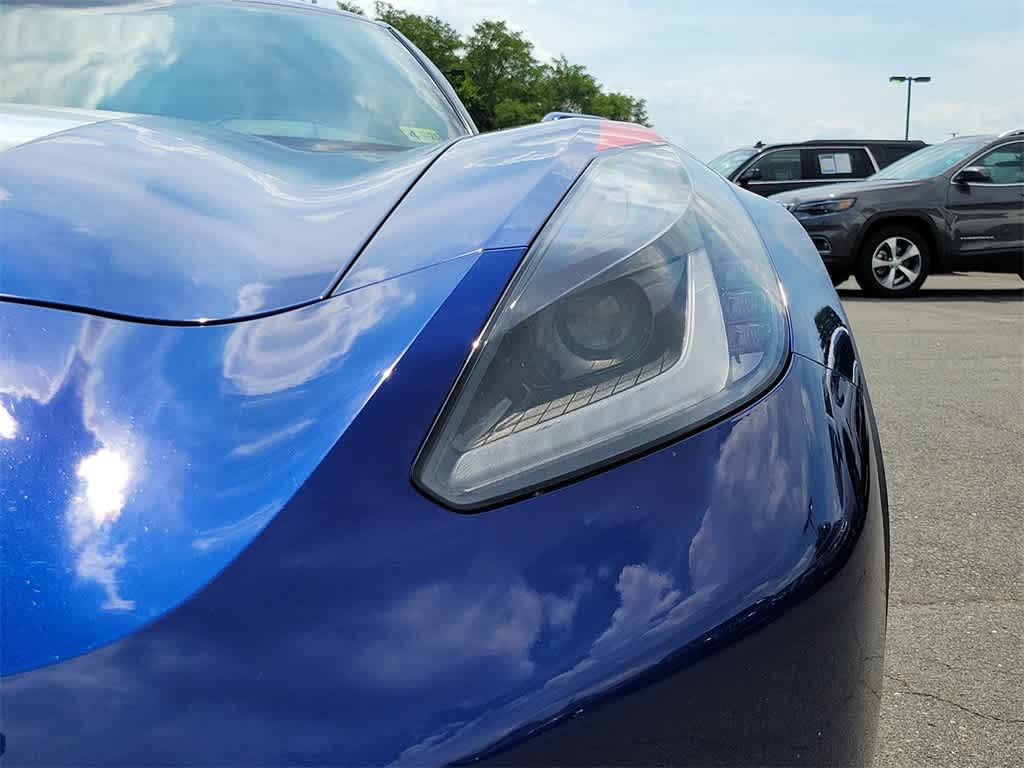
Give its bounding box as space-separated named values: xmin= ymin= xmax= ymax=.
xmin=211 ymin=0 xmax=388 ymax=26
xmin=756 ymin=139 xmax=927 ymax=151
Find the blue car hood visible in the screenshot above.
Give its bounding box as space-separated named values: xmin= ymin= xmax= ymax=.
xmin=0 ymin=105 xmax=443 ymax=322
xmin=0 ymin=117 xmax=660 ymax=675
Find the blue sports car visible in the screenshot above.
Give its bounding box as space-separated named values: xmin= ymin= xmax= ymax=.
xmin=0 ymin=1 xmax=888 ymax=765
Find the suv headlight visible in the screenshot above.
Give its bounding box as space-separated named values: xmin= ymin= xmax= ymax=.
xmin=793 ymin=198 xmax=856 ymax=216
xmin=414 ymin=145 xmax=789 ymax=510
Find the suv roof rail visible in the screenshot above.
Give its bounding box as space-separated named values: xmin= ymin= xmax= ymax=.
xmin=774 ymin=138 xmax=926 ymax=147
xmin=809 ymin=138 xmax=921 ymax=143
xmin=998 ymin=128 xmax=1024 ymax=138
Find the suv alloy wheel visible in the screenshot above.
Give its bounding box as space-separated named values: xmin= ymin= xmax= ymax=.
xmin=855 ymin=226 xmax=931 ymax=297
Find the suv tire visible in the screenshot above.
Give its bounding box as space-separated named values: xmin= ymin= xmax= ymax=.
xmin=855 ymin=226 xmax=930 ymax=298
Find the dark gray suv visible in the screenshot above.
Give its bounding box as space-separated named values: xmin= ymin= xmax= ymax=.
xmin=708 ymin=139 xmax=925 ymax=196
xmin=771 ymin=131 xmax=1024 ymax=297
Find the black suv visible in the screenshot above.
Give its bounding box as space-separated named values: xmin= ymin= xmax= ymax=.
xmin=770 ymin=131 xmax=1024 ymax=297
xmin=708 ymin=139 xmax=926 ymax=195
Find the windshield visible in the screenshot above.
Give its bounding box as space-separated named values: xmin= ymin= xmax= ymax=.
xmin=0 ymin=1 xmax=467 ymax=151
xmin=707 ymin=147 xmax=759 ymax=177
xmin=870 ymin=138 xmax=989 ymax=181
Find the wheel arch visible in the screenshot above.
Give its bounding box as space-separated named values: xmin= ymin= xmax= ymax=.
xmin=854 ymin=211 xmax=947 ymax=271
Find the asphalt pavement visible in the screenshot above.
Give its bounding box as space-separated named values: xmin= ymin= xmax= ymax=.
xmin=834 ymin=273 xmax=1023 ymax=767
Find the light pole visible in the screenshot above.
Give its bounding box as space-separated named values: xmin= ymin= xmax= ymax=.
xmin=889 ymin=76 xmax=931 ymax=140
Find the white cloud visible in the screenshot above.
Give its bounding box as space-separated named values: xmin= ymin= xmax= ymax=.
xmin=352 ymin=577 xmax=588 ymax=689
xmin=379 ymin=2 xmax=1023 ymax=160
xmin=389 ymin=564 xmax=694 ymax=767
xmin=391 ymin=381 xmax=823 ymax=765
xmin=69 ymin=447 xmax=137 ymax=611
xmin=0 ymin=311 xmax=177 ymax=613
xmin=75 ymin=448 xmax=132 ymax=531
xmin=0 ymin=3 xmax=178 ymax=108
xmin=228 ymin=418 xmax=315 ymax=457
xmin=222 ymin=280 xmax=416 ymax=395
xmin=191 ymin=503 xmax=279 ymax=552
xmin=589 ymin=565 xmax=680 ymax=656
xmin=642 ymin=41 xmax=1022 ymax=160
xmin=394 ymin=0 xmax=653 ymax=61
xmin=0 ymin=401 xmax=17 ymax=439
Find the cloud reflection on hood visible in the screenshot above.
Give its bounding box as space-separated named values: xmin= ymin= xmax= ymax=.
xmin=0 ymin=3 xmax=177 ymax=111
xmin=69 ymin=446 xmax=136 ymax=610
xmin=1 ymin=246 xmax=481 ymax=676
xmin=222 ymin=279 xmax=416 ymax=396
xmin=391 ymin=377 xmax=822 ymax=766
xmin=353 ymin=578 xmax=586 ymax=690
xmin=0 ymin=400 xmax=18 ymax=439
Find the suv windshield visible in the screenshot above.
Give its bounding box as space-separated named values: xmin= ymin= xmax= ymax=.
xmin=708 ymin=147 xmax=758 ymax=176
xmin=0 ymin=0 xmax=467 ymax=151
xmin=869 ymin=138 xmax=990 ymax=181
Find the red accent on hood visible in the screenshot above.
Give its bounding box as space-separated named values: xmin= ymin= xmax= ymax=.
xmin=595 ymin=122 xmax=664 ymax=151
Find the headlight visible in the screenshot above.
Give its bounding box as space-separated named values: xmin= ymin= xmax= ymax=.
xmin=414 ymin=145 xmax=789 ymax=510
xmin=793 ymin=198 xmax=856 ymax=216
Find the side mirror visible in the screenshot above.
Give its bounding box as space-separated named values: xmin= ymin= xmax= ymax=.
xmin=738 ymin=167 xmax=763 ymax=185
xmin=953 ymin=166 xmax=992 ymax=185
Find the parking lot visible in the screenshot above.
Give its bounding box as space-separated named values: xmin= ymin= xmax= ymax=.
xmin=834 ymin=273 xmax=1024 ymax=767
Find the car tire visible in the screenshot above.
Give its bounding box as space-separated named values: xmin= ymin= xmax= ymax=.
xmin=829 ymin=272 xmax=850 ymax=287
xmin=855 ymin=227 xmax=930 ymax=298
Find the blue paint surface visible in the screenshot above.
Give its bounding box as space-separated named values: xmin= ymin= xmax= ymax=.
xmin=0 ymin=115 xmax=445 ymax=321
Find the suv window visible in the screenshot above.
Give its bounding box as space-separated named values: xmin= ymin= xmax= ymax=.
xmin=972 ymin=142 xmax=1024 ymax=184
xmin=808 ymin=148 xmax=872 ymax=179
xmin=749 ymin=149 xmax=802 ymax=181
xmin=871 ymin=138 xmax=989 ymax=180
xmin=708 ymin=147 xmax=759 ymax=177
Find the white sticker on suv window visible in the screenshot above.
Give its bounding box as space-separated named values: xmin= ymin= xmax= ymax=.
xmin=819 ymin=152 xmax=853 ymax=174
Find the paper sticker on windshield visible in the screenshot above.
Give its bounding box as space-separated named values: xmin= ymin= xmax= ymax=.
xmin=400 ymin=126 xmax=442 ymax=144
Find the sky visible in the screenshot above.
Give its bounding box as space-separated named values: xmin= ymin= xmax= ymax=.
xmin=390 ymin=0 xmax=1024 ymax=161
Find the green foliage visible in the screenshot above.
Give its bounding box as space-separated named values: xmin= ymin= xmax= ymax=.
xmin=461 ymin=21 xmax=543 ymax=131
xmin=335 ymin=1 xmax=365 ymax=14
xmin=590 ymin=91 xmax=649 ymax=124
xmin=493 ymin=97 xmax=544 ymax=129
xmin=539 ymin=56 xmax=601 ymax=116
xmin=356 ymin=3 xmax=649 ymax=131
xmin=373 ymin=2 xmax=462 ymax=75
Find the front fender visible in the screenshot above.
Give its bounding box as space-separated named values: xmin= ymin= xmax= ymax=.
xmin=3 ymin=248 xmax=887 ymax=766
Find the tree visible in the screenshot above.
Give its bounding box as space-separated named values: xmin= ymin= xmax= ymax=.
xmin=538 ymin=56 xmax=600 ymax=116
xmin=332 ymin=2 xmax=650 ymax=132
xmin=373 ymin=2 xmax=462 ymax=75
xmin=589 ymin=91 xmax=650 ymax=125
xmin=535 ymin=57 xmax=649 ymax=125
xmin=493 ymin=97 xmax=543 ymax=129
xmin=462 ymin=21 xmax=543 ymax=131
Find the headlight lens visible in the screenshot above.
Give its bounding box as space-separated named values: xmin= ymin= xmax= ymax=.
xmin=793 ymin=198 xmax=856 ymax=215
xmin=415 ymin=145 xmax=789 ymax=510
